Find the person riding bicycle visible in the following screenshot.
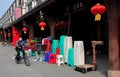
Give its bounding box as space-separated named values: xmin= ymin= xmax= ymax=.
xmin=15 ymin=37 xmax=26 ymax=59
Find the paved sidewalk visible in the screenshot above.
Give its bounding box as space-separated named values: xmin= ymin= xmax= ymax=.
xmin=0 ymin=45 xmax=107 ymax=77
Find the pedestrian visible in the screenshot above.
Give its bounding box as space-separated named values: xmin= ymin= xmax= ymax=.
xmin=25 ymin=39 xmax=32 ymax=57
xmin=31 ymin=41 xmax=40 ymax=62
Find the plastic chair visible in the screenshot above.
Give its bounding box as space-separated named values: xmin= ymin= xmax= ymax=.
xmin=52 ymin=40 xmax=59 ymax=53
xmin=56 ymin=47 xmax=60 ymax=55
xmin=57 ymin=55 xmax=64 ymax=66
xmin=44 ymin=52 xmax=51 ymax=62
xmin=49 ymin=54 xmax=57 ymax=64
xmin=68 ymin=48 xmax=74 ymax=67
xmin=49 ymin=47 xmax=60 ymax=63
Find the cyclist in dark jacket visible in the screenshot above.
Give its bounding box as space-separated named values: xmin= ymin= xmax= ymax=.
xmin=15 ymin=37 xmax=25 ymax=58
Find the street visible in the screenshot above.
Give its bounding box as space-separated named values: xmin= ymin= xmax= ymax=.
xmin=0 ymin=45 xmax=107 ymax=77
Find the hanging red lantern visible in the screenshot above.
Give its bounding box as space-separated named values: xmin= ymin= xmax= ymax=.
xmin=91 ymin=3 xmax=106 ymax=21
xmin=39 ymin=21 xmax=46 ymax=30
xmin=22 ymin=27 xmax=27 ymax=34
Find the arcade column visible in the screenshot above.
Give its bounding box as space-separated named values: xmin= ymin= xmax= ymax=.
xmin=29 ymin=25 xmax=34 ymax=40
xmin=108 ymin=0 xmax=120 ymax=77
xmin=12 ymin=26 xmax=20 ymax=47
xmin=46 ymin=16 xmax=55 ymax=38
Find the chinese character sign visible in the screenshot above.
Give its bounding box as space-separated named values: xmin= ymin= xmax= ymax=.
xmin=14 ymin=8 xmax=21 ymax=19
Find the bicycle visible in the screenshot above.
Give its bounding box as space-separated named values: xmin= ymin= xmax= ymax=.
xmin=15 ymin=48 xmax=30 ymax=66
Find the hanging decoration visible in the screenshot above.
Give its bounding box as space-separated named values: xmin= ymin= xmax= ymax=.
xmin=91 ymin=3 xmax=106 ymax=21
xmin=22 ymin=27 xmax=27 ymax=34
xmin=39 ymin=21 xmax=46 ymax=30
xmin=39 ymin=10 xmax=46 ymax=30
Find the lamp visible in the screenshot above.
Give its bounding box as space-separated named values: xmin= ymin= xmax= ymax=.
xmin=22 ymin=27 xmax=27 ymax=34
xmin=39 ymin=21 xmax=46 ymax=30
xmin=91 ymin=3 xmax=106 ymax=21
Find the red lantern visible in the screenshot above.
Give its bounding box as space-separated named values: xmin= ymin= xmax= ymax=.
xmin=39 ymin=21 xmax=46 ymax=30
xmin=91 ymin=3 xmax=106 ymax=21
xmin=22 ymin=27 xmax=27 ymax=34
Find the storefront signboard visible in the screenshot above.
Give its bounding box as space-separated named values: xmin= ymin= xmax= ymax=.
xmin=14 ymin=8 xmax=22 ymax=19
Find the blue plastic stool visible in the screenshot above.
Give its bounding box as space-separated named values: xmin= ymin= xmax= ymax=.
xmin=44 ymin=52 xmax=52 ymax=62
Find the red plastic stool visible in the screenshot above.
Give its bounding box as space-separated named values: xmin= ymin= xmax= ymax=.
xmin=56 ymin=47 xmax=60 ymax=55
xmin=49 ymin=54 xmax=57 ymax=64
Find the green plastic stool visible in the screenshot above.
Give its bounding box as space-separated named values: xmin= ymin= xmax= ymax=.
xmin=52 ymin=40 xmax=59 ymax=54
xmin=68 ymin=48 xmax=74 ymax=67
xmin=59 ymin=35 xmax=67 ymax=57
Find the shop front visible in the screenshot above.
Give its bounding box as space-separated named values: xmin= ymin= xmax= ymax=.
xmin=42 ymin=0 xmax=120 ymax=76
xmin=2 ymin=0 xmax=120 ymax=76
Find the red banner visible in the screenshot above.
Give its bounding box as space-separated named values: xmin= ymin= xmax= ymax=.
xmin=14 ymin=8 xmax=21 ymax=19
xmin=12 ymin=26 xmax=20 ymax=47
